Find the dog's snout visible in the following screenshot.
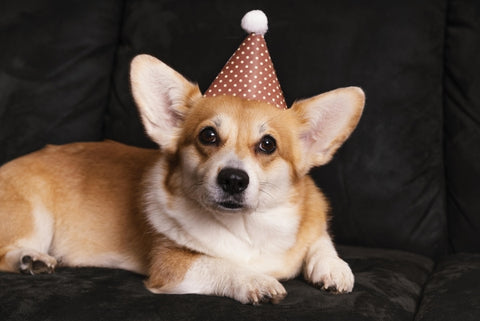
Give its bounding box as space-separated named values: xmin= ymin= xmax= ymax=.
xmin=217 ymin=168 xmax=249 ymax=195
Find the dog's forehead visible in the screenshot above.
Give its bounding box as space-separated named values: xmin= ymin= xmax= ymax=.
xmin=211 ymin=111 xmax=270 ymax=135
xmin=192 ymin=96 xmax=290 ymax=135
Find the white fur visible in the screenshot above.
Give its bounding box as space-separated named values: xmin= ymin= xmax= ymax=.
xmin=57 ymin=250 xmax=144 ymax=273
xmin=12 ymin=200 xmax=54 ymax=254
xmin=241 ymin=10 xmax=268 ymax=36
xmin=304 ymin=232 xmax=354 ymax=292
xmin=157 ymin=256 xmax=287 ymax=304
xmin=4 ymin=201 xmax=56 ymax=272
xmin=26 ymin=201 xmax=54 ymax=253
xmin=5 ymin=249 xmax=56 ymax=274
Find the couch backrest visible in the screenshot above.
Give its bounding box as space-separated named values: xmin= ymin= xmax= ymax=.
xmin=0 ymin=0 xmax=123 ymax=164
xmin=443 ymin=0 xmax=480 ymax=253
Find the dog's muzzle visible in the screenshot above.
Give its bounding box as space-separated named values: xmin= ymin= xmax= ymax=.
xmin=216 ymin=167 xmax=249 ymax=210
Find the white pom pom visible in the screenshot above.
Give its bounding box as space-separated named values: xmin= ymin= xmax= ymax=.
xmin=241 ymin=10 xmax=268 ymax=36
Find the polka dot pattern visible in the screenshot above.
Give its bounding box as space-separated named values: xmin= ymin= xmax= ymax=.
xmin=204 ymin=34 xmax=287 ymax=109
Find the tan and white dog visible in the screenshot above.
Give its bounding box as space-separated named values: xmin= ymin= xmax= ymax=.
xmin=0 ymin=54 xmax=364 ymax=304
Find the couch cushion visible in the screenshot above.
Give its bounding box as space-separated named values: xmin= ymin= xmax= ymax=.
xmin=414 ymin=253 xmax=480 ymax=321
xmin=0 ymin=246 xmax=433 ymax=321
xmin=105 ymin=0 xmax=449 ymax=258
xmin=444 ymin=0 xmax=480 ymax=253
xmin=0 ymin=0 xmax=122 ymax=164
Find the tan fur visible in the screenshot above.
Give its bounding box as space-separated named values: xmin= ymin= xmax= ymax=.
xmin=145 ymin=235 xmax=200 ymax=292
xmin=0 ymin=141 xmax=157 ymax=274
xmin=0 ymin=54 xmax=364 ymax=303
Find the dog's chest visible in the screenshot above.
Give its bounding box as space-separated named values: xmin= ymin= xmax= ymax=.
xmin=211 ymin=206 xmax=300 ymax=260
xmin=196 ymin=207 xmax=301 ymax=276
xmin=149 ymin=201 xmax=301 ymax=274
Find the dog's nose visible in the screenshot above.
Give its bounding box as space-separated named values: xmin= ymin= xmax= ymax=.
xmin=217 ymin=168 xmax=249 ymax=195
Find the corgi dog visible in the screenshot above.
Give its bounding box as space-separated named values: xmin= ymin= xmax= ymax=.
xmin=0 ymin=54 xmax=364 ymax=304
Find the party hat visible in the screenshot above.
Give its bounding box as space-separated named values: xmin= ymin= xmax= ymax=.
xmin=204 ymin=10 xmax=287 ymax=109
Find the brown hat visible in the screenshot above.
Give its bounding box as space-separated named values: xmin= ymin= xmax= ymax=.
xmin=204 ymin=10 xmax=287 ymax=109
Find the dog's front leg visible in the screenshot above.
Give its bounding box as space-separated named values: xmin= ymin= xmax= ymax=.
xmin=303 ymin=232 xmax=354 ymax=293
xmin=146 ymin=239 xmax=286 ymax=304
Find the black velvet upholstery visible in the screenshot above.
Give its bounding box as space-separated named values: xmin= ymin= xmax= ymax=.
xmin=0 ymin=0 xmax=122 ymax=163
xmin=415 ymin=254 xmax=480 ymax=321
xmin=444 ymin=0 xmax=480 ymax=253
xmin=1 ymin=0 xmax=479 ymax=320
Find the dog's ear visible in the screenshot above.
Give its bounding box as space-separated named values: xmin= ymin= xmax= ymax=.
xmin=130 ymin=54 xmax=202 ymax=150
xmin=291 ymin=87 xmax=365 ymax=171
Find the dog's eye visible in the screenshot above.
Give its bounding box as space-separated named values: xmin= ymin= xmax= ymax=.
xmin=258 ymin=135 xmax=277 ymax=154
xmin=199 ymin=127 xmax=218 ymax=146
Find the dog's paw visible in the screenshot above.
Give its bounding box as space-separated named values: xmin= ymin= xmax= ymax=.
xmin=304 ymin=256 xmax=354 ymax=293
xmin=19 ymin=251 xmax=57 ymax=275
xmin=230 ymin=272 xmax=287 ymax=305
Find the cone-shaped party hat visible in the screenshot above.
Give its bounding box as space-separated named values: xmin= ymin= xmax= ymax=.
xmin=204 ymin=10 xmax=287 ymax=109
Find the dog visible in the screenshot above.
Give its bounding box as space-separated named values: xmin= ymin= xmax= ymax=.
xmin=0 ymin=54 xmax=364 ymax=304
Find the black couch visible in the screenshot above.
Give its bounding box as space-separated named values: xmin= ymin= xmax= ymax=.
xmin=1 ymin=0 xmax=479 ymax=320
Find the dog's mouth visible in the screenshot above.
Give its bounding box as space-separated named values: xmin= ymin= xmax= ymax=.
xmin=217 ymin=201 xmax=244 ymax=211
